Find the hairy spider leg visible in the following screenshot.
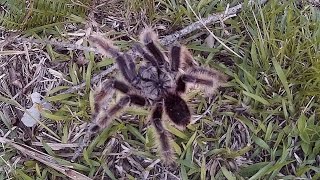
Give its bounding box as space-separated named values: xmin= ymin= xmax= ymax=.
xmin=94 ymin=96 xmax=130 ymax=129
xmin=170 ymin=45 xmax=227 ymax=93
xmin=124 ymin=53 xmax=137 ymax=78
xmin=171 ymin=46 xmax=215 ymax=93
xmin=170 ymin=46 xmax=181 ymax=71
xmin=94 ymin=79 xmax=147 ymax=129
xmin=72 ymin=95 xmax=132 ymax=162
xmin=177 ymin=46 xmax=228 ymax=82
xmin=170 ymin=45 xmax=197 ymax=72
xmin=90 ymin=36 xmax=138 ymax=84
xmin=189 ymin=66 xmax=229 ymax=82
xmin=92 ymin=79 xmax=139 ymax=119
xmin=133 ymin=43 xmax=159 ymax=67
xmin=175 ymin=74 xmax=214 ymax=93
xmin=89 ymin=91 xmax=146 ymax=153
xmin=92 ymin=79 xmax=132 ymax=114
xmin=113 ymin=54 xmax=137 ymax=83
xmin=151 ymin=103 xmax=174 ymax=164
xmin=164 ymin=92 xmax=191 ymax=127
xmin=184 ymin=66 xmax=228 ymax=95
xmin=140 ymin=29 xmax=166 ymax=65
xmin=71 ymin=95 xmax=130 ymax=162
xmin=71 ymin=80 xmax=146 ymax=162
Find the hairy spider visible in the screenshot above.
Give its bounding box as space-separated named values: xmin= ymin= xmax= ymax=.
xmin=79 ymin=29 xmax=227 ymax=163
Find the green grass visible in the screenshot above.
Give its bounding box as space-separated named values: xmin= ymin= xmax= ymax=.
xmin=0 ymin=0 xmax=320 ymax=179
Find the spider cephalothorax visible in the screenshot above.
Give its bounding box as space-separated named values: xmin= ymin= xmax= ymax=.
xmin=85 ymin=28 xmax=227 ymax=163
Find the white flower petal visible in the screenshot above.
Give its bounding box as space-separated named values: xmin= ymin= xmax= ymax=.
xmin=21 ymin=105 xmax=41 ymax=127
xmin=30 ymin=92 xmax=42 ymax=103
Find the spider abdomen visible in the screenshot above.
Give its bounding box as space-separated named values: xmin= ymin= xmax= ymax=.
xmin=164 ymin=93 xmax=191 ymax=127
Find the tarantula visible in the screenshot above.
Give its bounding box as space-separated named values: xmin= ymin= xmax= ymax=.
xmin=81 ymin=29 xmax=227 ymax=163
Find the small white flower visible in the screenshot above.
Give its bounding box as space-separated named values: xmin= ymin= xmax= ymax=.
xmin=21 ymin=92 xmax=52 ymax=127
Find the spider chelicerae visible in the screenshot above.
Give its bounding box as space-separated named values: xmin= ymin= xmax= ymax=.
xmin=78 ymin=29 xmax=227 ymax=163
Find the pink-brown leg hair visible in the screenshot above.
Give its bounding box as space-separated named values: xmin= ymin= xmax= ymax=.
xmin=71 ymin=79 xmax=147 ymax=162
xmin=151 ymin=103 xmax=175 ymax=164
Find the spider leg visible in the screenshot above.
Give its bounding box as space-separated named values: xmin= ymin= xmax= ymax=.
xmin=71 ymin=80 xmax=147 ymax=162
xmin=133 ymin=43 xmax=159 ymax=67
xmin=71 ymin=94 xmax=129 ymax=160
xmin=124 ymin=53 xmax=137 ymax=78
xmin=188 ymin=66 xmax=228 ymax=82
xmin=89 ymin=93 xmax=145 ymax=150
xmin=95 ymin=79 xmax=146 ymax=109
xmin=170 ymin=45 xmax=227 ymax=81
xmin=92 ymin=80 xmax=114 ymax=120
xmin=151 ymin=103 xmax=175 ymax=164
xmin=92 ymin=79 xmax=131 ymax=120
xmin=170 ymin=45 xmax=228 ymax=93
xmin=71 ymin=95 xmax=131 ymax=162
xmin=94 ymin=96 xmax=130 ymax=129
xmin=140 ymin=28 xmax=166 ymax=65
xmin=93 ymin=79 xmax=147 ymax=130
xmin=170 ymin=46 xmax=181 ymax=71
xmin=176 ymin=74 xmax=213 ymax=93
xmin=170 ymin=45 xmax=197 ymax=72
xmin=164 ymin=92 xmax=191 ymax=127
xmin=90 ymin=36 xmax=138 ymax=84
xmin=72 ymin=93 xmax=146 ymax=159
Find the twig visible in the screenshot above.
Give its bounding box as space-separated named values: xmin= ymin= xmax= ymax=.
xmin=15 ymin=37 xmax=100 ymax=54
xmin=0 ymin=137 xmax=92 ymax=180
xmin=185 ymin=0 xmax=242 ymax=58
xmin=159 ymin=3 xmax=241 ymax=46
